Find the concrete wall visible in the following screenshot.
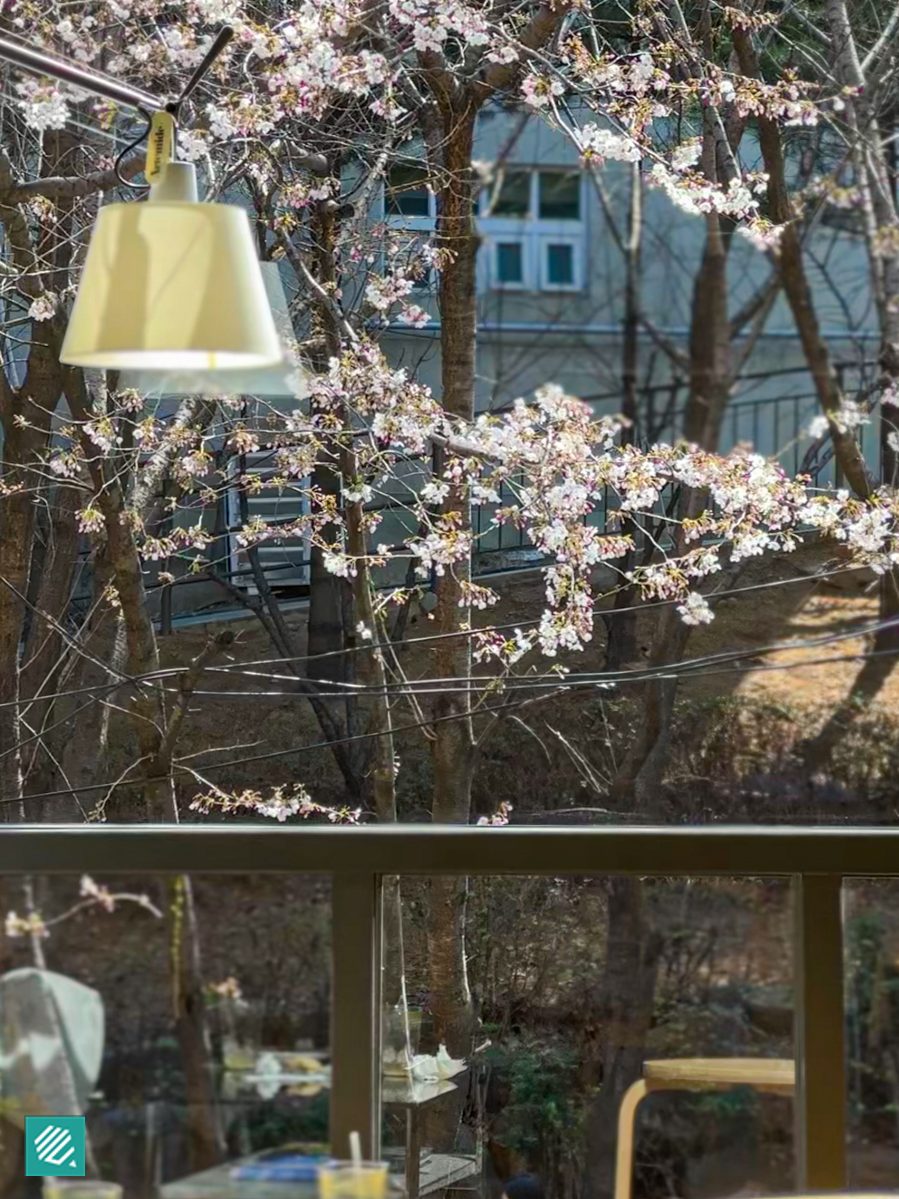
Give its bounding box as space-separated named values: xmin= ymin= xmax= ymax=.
xmin=379 ymin=108 xmax=877 ymax=416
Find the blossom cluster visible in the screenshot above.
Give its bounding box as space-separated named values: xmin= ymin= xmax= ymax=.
xmin=190 ymin=784 xmax=362 ymax=824
xmin=5 ymin=910 xmax=48 ymax=940
xmin=49 ymin=330 xmax=899 ymax=667
xmin=4 ymin=877 xmax=157 ymax=943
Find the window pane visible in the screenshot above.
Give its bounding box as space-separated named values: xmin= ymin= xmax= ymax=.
xmin=496 ymin=242 xmax=523 ymax=284
xmin=0 ymin=873 xmax=331 ymax=1193
xmin=386 ymin=165 xmax=431 ymax=217
xmin=383 ymin=875 xmax=794 ymax=1199
xmin=546 ymin=242 xmax=574 ymax=286
xmin=490 ymin=170 xmax=531 ymax=217
xmin=539 ymin=170 xmax=581 ymax=219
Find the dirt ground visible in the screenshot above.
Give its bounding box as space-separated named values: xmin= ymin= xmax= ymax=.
xmin=158 ymin=542 xmax=899 ymax=808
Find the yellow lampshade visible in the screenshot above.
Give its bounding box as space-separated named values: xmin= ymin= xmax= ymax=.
xmin=60 ymin=165 xmax=282 ymax=371
xmin=123 ymin=262 xmax=309 ymax=399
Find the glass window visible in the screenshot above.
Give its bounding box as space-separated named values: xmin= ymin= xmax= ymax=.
xmin=538 ymin=170 xmax=581 ymax=220
xmin=496 ymin=241 xmax=524 ymax=285
xmin=0 ymin=872 xmax=331 ymax=1191
xmin=382 ymin=874 xmax=794 ymax=1199
xmin=845 ymin=879 xmax=899 ymax=1185
xmin=488 ymin=170 xmax=531 ymax=217
xmin=546 ymin=242 xmax=575 ymax=286
xmin=386 ymin=165 xmax=431 ymax=217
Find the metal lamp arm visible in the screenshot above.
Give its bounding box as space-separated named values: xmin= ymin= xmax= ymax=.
xmin=0 ymin=25 xmax=234 ymax=117
xmin=0 ymin=34 xmax=161 ymax=112
xmin=168 ymin=26 xmax=234 ymax=118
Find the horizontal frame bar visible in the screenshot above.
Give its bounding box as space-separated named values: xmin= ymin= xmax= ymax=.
xmin=2 ymin=824 xmax=899 ymax=875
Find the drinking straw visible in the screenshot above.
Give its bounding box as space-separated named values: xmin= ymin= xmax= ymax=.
xmin=349 ymin=1131 xmax=362 ymax=1172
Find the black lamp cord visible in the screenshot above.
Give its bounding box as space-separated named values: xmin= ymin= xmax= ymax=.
xmin=112 ymin=25 xmax=234 ymax=193
xmin=113 ymin=108 xmax=153 ymax=191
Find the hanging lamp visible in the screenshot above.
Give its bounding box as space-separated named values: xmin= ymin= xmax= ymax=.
xmin=0 ymin=26 xmax=283 ymax=374
xmin=123 ymin=260 xmax=310 ymax=399
xmin=59 ymin=159 xmax=283 ymax=371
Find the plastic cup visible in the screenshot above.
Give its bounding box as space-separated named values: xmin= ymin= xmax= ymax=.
xmin=318 ymin=1161 xmax=389 ymax=1199
xmin=43 ymin=1185 xmax=122 ymax=1199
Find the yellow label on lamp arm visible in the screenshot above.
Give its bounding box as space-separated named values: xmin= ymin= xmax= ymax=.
xmin=145 ymin=110 xmax=175 ymax=185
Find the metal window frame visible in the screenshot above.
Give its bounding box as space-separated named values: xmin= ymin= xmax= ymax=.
xmin=490 ymin=235 xmax=529 ymax=289
xmin=2 ymin=821 xmax=885 ymax=1187
xmin=538 ymin=234 xmax=584 ymax=292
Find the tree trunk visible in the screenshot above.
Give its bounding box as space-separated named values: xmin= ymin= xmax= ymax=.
xmin=305 ymin=199 xmax=363 ymax=794
xmin=604 ymin=162 xmax=644 ymax=671
xmin=168 ymin=876 xmax=226 ymax=1170
xmin=58 ymin=548 xmax=122 ymax=821
xmin=19 ymin=485 xmax=80 ymax=797
xmin=684 ymin=216 xmax=732 ymax=449
xmin=732 ymin=24 xmax=875 ymax=500
xmin=797 ymin=0 xmax=899 ymax=764
xmin=584 ymin=878 xmax=661 ymax=1199
xmin=65 ymin=371 xmax=173 ymax=821
xmin=0 ymin=473 xmax=34 ymax=820
xmin=430 ymin=99 xmax=478 ymax=824
xmin=426 ymin=100 xmax=480 ymax=1063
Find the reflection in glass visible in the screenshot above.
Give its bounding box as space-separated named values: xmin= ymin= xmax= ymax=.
xmin=538 ymin=171 xmax=581 ymax=220
xmin=845 ymin=880 xmax=899 ymax=1187
xmin=382 ymin=875 xmax=793 ymax=1199
xmin=491 ymin=171 xmax=531 ymax=217
xmin=0 ymin=874 xmax=331 ymax=1199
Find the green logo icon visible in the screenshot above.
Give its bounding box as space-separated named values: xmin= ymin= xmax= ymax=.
xmin=24 ymin=1116 xmax=85 ymax=1176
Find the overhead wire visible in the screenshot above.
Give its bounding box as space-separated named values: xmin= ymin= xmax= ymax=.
xmin=0 ymin=560 xmax=874 ymax=714
xmin=3 ymin=615 xmax=899 ymax=809
xmin=156 ymin=611 xmax=899 ymax=696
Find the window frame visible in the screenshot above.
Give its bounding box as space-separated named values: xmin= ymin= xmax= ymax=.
xmin=478 ymin=167 xmax=586 ymax=294
xmin=538 ymin=234 xmax=583 ymax=292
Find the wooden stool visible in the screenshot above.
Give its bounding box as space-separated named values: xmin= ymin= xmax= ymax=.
xmin=614 ymin=1057 xmax=795 ymax=1199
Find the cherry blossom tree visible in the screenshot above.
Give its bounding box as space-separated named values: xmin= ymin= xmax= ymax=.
xmin=2 ymin=0 xmax=899 ymax=1191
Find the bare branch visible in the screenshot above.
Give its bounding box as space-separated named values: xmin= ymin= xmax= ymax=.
xmin=7 ymin=152 xmax=144 ymax=203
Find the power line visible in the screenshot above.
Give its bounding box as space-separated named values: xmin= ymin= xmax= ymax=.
xmin=4 ymin=626 xmax=899 ymax=810
xmin=0 ymin=562 xmax=874 ymax=713
xmin=186 ymin=611 xmax=899 ymax=697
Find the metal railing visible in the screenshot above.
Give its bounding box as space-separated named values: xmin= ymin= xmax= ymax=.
xmin=7 ymin=822 xmax=899 ymax=1189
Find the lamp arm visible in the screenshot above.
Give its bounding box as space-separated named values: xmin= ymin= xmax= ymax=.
xmin=0 ymin=34 xmax=161 ymax=112
xmin=168 ymin=26 xmax=234 ymax=117
xmin=0 ymin=24 xmax=234 ymax=118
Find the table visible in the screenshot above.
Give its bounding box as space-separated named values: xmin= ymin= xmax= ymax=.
xmin=614 ymin=1057 xmax=795 ymax=1199
xmin=159 ymin=1151 xmax=478 ymax=1199
xmin=161 ymin=1066 xmax=477 ymax=1199
xmin=161 ymin=1163 xmax=317 ymax=1199
xmin=383 ymin=1068 xmax=473 ymax=1199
